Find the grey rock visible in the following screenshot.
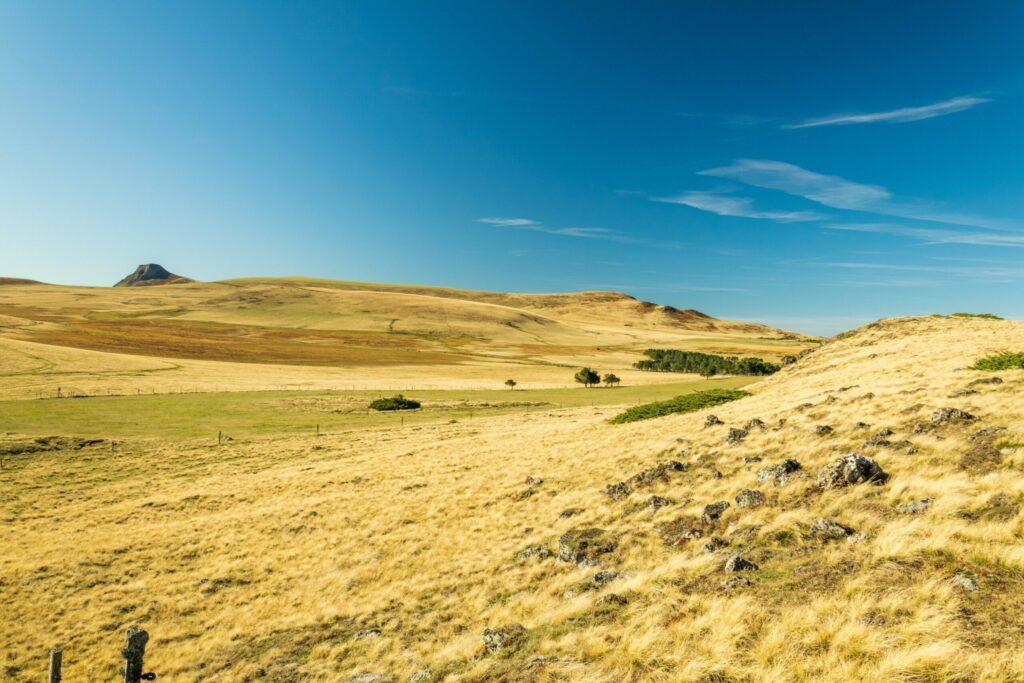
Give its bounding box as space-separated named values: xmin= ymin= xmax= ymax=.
xmin=701 ymin=500 xmax=731 ymax=523
xmin=810 ymin=518 xmax=855 ymax=540
xmin=355 ymin=628 xmax=382 ymax=640
xmin=744 ymin=455 xmax=763 ymax=463
xmin=559 ymin=507 xmax=584 ymax=519
xmin=595 ymin=593 xmax=628 ymax=606
xmin=895 ymin=498 xmax=933 ymax=515
xmin=930 ymin=407 xmax=978 ymax=426
xmin=854 ymin=422 xmax=872 ymax=430
xmin=482 ymin=623 xmax=527 ymax=654
xmin=744 ymin=418 xmax=767 ymax=431
xmin=817 ymin=454 xmax=889 ymax=489
xmin=968 ymin=427 xmax=1007 ymax=443
xmin=558 ymin=527 xmax=616 ymax=566
xmin=703 ymin=536 xmax=729 ymax=553
xmin=704 ymin=414 xmax=723 ymax=427
xmin=756 ymin=459 xmax=803 ymax=487
xmin=734 ymin=488 xmax=765 ymax=509
xmin=647 ymin=495 xmax=674 ymax=510
xmin=725 ymin=428 xmax=748 ymax=444
xmin=515 ymin=545 xmax=553 ymax=561
xmin=721 ymin=575 xmax=753 ymax=589
xmin=814 ymin=424 xmax=834 ymax=436
xmin=524 ymin=476 xmax=544 ymax=486
xmin=408 ymin=670 xmax=432 ymax=683
xmin=604 ymin=481 xmax=632 ymax=501
xmin=951 ymin=572 xmax=979 ymax=592
xmin=724 ymin=555 xmax=758 ymax=572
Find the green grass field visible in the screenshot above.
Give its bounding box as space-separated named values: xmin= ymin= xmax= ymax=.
xmin=0 ymin=377 xmax=754 ymax=440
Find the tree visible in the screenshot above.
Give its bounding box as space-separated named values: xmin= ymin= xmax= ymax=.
xmin=603 ymin=373 xmax=621 ymax=388
xmin=700 ymin=365 xmax=717 ymax=380
xmin=505 ymin=379 xmax=517 ymax=391
xmin=575 ymin=367 xmax=601 ymax=388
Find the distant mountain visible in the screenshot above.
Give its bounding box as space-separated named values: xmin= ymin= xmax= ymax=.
xmin=0 ymin=278 xmax=41 ymax=286
xmin=114 ymin=264 xmax=193 ymax=287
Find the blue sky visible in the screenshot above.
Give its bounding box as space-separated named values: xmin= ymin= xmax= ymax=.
xmin=1 ymin=2 xmax=1022 ymax=335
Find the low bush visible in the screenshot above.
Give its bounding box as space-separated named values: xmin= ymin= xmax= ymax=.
xmin=971 ymin=351 xmax=1024 ymax=371
xmin=609 ymin=388 xmax=750 ymax=424
xmin=634 ymin=349 xmax=778 ymax=376
xmin=368 ymin=394 xmax=421 ymax=411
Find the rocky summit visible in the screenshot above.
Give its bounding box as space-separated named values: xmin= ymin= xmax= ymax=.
xmin=114 ymin=263 xmax=192 ymax=287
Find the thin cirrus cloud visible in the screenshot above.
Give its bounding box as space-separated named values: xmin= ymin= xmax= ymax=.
xmin=784 ymin=96 xmax=990 ymax=129
xmin=826 ymin=223 xmax=1024 ymax=248
xmin=478 ymin=217 xmax=541 ymax=227
xmin=653 ymin=191 xmax=822 ymax=223
xmin=477 ymin=217 xmax=682 ymax=248
xmin=700 ymin=159 xmax=1015 ymax=231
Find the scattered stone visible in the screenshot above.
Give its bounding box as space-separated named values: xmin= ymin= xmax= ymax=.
xmin=355 ymin=628 xmax=382 ymax=640
xmin=558 ymin=528 xmax=616 ymax=566
xmin=724 ymin=555 xmax=758 ymax=572
xmin=968 ymin=377 xmax=1003 ymax=387
xmin=604 ymin=481 xmax=632 ymax=501
xmin=811 ymin=518 xmax=855 ymax=540
xmin=725 ymin=428 xmax=748 ymax=444
xmin=647 ymin=495 xmax=674 ymax=510
xmin=895 ymin=498 xmax=933 ymax=515
xmin=704 ymin=414 xmax=723 ymax=427
xmin=735 ymin=488 xmax=765 ymax=509
xmin=912 ymin=423 xmax=931 ymax=435
xmin=744 ymin=455 xmax=763 ymax=463
xmin=593 ymin=570 xmax=620 ymax=585
xmin=628 ymin=460 xmax=686 ymax=488
xmin=595 ymin=593 xmax=628 ymax=606
xmin=877 ymin=428 xmax=894 ymax=437
xmin=817 ymin=454 xmax=889 ymax=489
xmin=814 ymin=425 xmax=834 ymax=436
xmin=756 ymin=459 xmax=803 ymax=487
xmin=702 ymin=501 xmax=731 ymax=523
xmin=930 ymin=407 xmax=978 ymax=426
xmin=558 ymin=507 xmax=584 ymax=519
xmin=482 ymin=624 xmax=527 ymax=655
xmin=721 ymin=576 xmax=753 ymax=589
xmin=854 ymin=422 xmax=872 ymax=430
xmin=744 ymin=418 xmax=766 ymax=431
xmin=524 ymin=476 xmax=544 ymax=486
xmin=951 ymin=572 xmax=979 ymax=593
xmin=968 ymin=427 xmax=1007 ymax=443
xmin=515 ymin=545 xmax=553 ymax=561
xmin=703 ymin=537 xmax=729 ymax=553
xmin=564 ymin=571 xmax=621 ymax=598
xmin=513 ymin=488 xmax=537 ymax=501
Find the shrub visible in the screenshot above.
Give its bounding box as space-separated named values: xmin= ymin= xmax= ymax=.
xmin=575 ymin=367 xmax=601 ymax=388
xmin=609 ymin=388 xmax=750 ymax=424
xmin=971 ymin=351 xmax=1024 ymax=371
xmin=368 ymin=394 xmax=421 ymax=411
xmin=634 ymin=349 xmax=779 ymax=376
xmin=603 ymin=373 xmax=620 ymax=387
xmin=950 ymin=312 xmax=1003 ymax=320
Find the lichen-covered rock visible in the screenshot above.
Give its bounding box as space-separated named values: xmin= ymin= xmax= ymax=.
xmin=968 ymin=427 xmax=1007 ymax=443
xmin=811 ymin=518 xmax=855 ymax=539
xmin=604 ymin=481 xmax=632 ymax=501
xmin=814 ymin=424 xmax=834 ymax=436
xmin=524 ymin=476 xmax=544 ymax=486
xmin=817 ymin=454 xmax=889 ymax=489
xmin=735 ymin=488 xmax=765 ymax=508
xmin=704 ymin=414 xmax=723 ymax=427
xmin=515 ymin=545 xmax=553 ymax=561
xmin=482 ymin=623 xmax=527 ymax=654
xmin=725 ymin=428 xmax=748 ymax=444
xmin=744 ymin=418 xmax=766 ymax=431
xmin=703 ymin=536 xmax=729 ymax=553
xmin=930 ymin=407 xmax=978 ymax=426
xmin=558 ymin=527 xmax=616 ymax=565
xmin=628 ymin=460 xmax=686 ymax=488
xmin=701 ymin=500 xmax=730 ymax=523
xmin=895 ymin=498 xmax=933 ymax=515
xmin=724 ymin=555 xmax=758 ymax=572
xmin=756 ymin=459 xmax=802 ymax=487
xmin=595 ymin=593 xmax=628 ymax=606
xmin=951 ymin=572 xmax=979 ymax=592
xmin=559 ymin=507 xmax=584 ymax=519
xmin=647 ymin=495 xmax=674 ymax=510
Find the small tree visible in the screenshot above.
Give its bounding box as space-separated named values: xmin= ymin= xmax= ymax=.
xmin=575 ymin=367 xmax=601 ymax=388
xmin=700 ymin=366 xmax=718 ymax=380
xmin=603 ymin=373 xmax=621 ymax=388
xmin=505 ymin=379 xmax=517 ymax=391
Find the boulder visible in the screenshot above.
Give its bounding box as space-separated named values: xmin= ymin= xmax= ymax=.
xmin=701 ymin=500 xmax=730 ymax=523
xmin=930 ymin=407 xmax=978 ymax=426
xmin=604 ymin=481 xmax=632 ymax=501
xmin=810 ymin=518 xmax=855 ymax=540
xmin=814 ymin=425 xmax=834 ymax=436
xmin=482 ymin=624 xmax=527 ymax=655
xmin=704 ymin=414 xmax=723 ymax=427
xmin=558 ymin=528 xmax=616 ymax=566
xmin=725 ymin=428 xmax=748 ymax=444
xmin=817 ymin=454 xmax=889 ymax=489
xmin=628 ymin=460 xmax=686 ymax=488
xmin=756 ymin=459 xmax=802 ymax=487
xmin=724 ymin=555 xmax=758 ymax=572
xmin=734 ymin=488 xmax=765 ymax=508
xmin=515 ymin=545 xmax=553 ymax=561
xmin=647 ymin=495 xmax=674 ymax=510
xmin=558 ymin=507 xmax=584 ymax=519
xmin=524 ymin=476 xmax=544 ymax=486
xmin=744 ymin=418 xmax=766 ymax=431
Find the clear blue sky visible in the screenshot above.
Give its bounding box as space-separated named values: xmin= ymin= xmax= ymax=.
xmin=2 ymin=2 xmax=1022 ymax=335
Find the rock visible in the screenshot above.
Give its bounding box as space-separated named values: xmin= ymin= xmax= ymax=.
xmin=797 ymin=402 xmax=814 ymax=411
xmin=355 ymin=628 xmax=382 ymax=640
xmin=847 ymin=532 xmax=869 ymax=544
xmin=855 ymin=421 xmax=872 ymax=430
xmin=968 ymin=377 xmax=1003 ymax=387
xmin=817 ymin=454 xmax=889 ymax=489
xmin=482 ymin=624 xmax=527 ymax=654
xmin=408 ymin=670 xmax=432 ymax=683
xmin=349 ymin=675 xmax=392 ymax=683
xmin=968 ymin=427 xmax=1007 ymax=443
xmin=114 ymin=263 xmax=193 ymax=287
xmin=524 ymin=476 xmax=544 ymax=486
xmin=951 ymin=572 xmax=979 ymax=592
xmin=951 ymin=389 xmax=979 ymax=397
xmin=810 ymin=518 xmax=855 ymax=540
xmin=515 ymin=545 xmax=553 ymax=561
xmin=895 ymin=498 xmax=933 ymax=515
xmin=703 ymin=537 xmax=729 ymax=553
xmin=724 ymin=555 xmax=758 ymax=572
xmin=513 ymin=488 xmax=536 ymax=501
xmin=704 ymin=414 xmax=723 ymax=427
xmin=863 ymin=435 xmax=892 ymax=448
xmin=647 ymin=495 xmax=674 ymax=510
xmin=701 ymin=501 xmax=731 ymax=523
xmin=814 ymin=425 xmax=834 ymax=436
xmin=877 ymin=428 xmax=894 ymax=437
xmin=558 ymin=528 xmax=616 ymax=566
xmin=725 ymin=428 xmax=748 ymax=444
xmin=559 ymin=507 xmax=584 ymax=519
xmin=756 ymin=459 xmax=803 ymax=487
xmin=734 ymin=489 xmax=765 ymax=508
xmin=744 ymin=419 xmax=766 ymax=431
xmin=930 ymin=407 xmax=978 ymax=426
xmin=773 ymin=418 xmax=787 ymax=431
xmin=743 ymin=456 xmax=763 ymax=463
xmin=593 ymin=570 xmax=620 ymax=585
xmin=595 ymin=593 xmax=628 ymax=606
xmin=564 ymin=571 xmax=621 ymax=598
xmin=721 ymin=576 xmax=753 ymax=589
xmin=604 ymin=481 xmax=632 ymax=501
xmin=628 ymin=461 xmax=686 ymax=488
xmin=656 ymin=516 xmax=707 ymax=547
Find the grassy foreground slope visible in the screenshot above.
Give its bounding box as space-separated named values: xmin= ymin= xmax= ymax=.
xmin=0 ymin=278 xmax=813 ymax=399
xmin=3 ymin=315 xmax=1024 ymax=681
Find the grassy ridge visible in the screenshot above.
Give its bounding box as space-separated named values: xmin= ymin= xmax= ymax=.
xmin=609 ymin=388 xmax=750 ymax=424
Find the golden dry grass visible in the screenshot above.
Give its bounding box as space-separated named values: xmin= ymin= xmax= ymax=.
xmin=3 ymin=315 xmax=1024 ymax=681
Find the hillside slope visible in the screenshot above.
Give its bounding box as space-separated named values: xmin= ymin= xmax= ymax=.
xmin=3 ymin=315 xmax=1024 ymax=680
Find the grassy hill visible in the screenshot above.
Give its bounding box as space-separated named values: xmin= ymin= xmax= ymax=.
xmin=3 ymin=314 xmax=1024 ymax=680
xmin=0 ymin=277 xmax=814 ymax=399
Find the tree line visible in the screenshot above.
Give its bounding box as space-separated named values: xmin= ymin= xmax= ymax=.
xmin=633 ymin=349 xmax=779 ymax=376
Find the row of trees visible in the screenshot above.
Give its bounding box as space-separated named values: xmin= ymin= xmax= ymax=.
xmin=575 ymin=368 xmax=620 ymax=388
xmin=633 ymin=349 xmax=779 ymax=377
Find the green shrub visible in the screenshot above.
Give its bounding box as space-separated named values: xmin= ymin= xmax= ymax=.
xmin=971 ymin=351 xmax=1024 ymax=371
xmin=950 ymin=312 xmax=1003 ymax=320
xmin=368 ymin=394 xmax=421 ymax=411
xmin=609 ymin=388 xmax=750 ymax=424
xmin=634 ymin=349 xmax=778 ymax=376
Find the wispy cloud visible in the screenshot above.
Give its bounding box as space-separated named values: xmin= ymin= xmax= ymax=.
xmin=654 ymin=190 xmax=822 ymax=223
xmin=478 ymin=217 xmax=682 ymax=248
xmin=701 ymin=160 xmax=1014 ymax=230
xmin=784 ymin=96 xmax=990 ymax=129
xmin=826 ymin=223 xmax=1024 ymax=247
xmin=478 ymin=217 xmax=542 ymax=227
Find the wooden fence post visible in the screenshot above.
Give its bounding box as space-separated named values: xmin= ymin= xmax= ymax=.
xmin=48 ymin=646 xmax=62 ymax=683
xmin=121 ymin=627 xmax=149 ymax=683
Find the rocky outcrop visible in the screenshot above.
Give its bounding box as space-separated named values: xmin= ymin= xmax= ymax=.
xmin=114 ymin=263 xmax=193 ymax=287
xmin=817 ymin=454 xmax=889 ymax=489
xmin=756 ymin=459 xmax=802 ymax=487
xmin=558 ymin=528 xmax=616 ymax=566
xmin=482 ymin=624 xmax=527 ymax=654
